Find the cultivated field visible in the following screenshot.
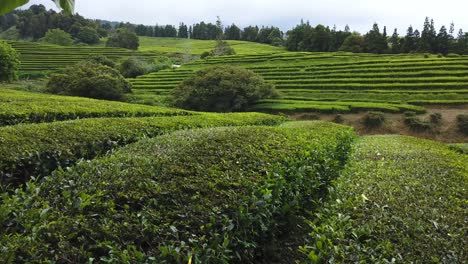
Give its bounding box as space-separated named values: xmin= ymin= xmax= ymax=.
xmin=129 ymin=52 xmax=468 ymax=113
xmin=0 ymin=36 xmax=466 ymax=262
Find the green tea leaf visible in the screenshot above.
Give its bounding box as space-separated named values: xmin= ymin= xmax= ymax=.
xmin=0 ymin=0 xmax=29 ymax=15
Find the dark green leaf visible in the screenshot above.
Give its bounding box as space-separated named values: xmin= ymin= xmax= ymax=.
xmin=0 ymin=0 xmax=29 ymax=15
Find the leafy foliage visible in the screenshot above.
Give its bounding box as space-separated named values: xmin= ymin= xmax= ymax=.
xmin=456 ymin=114 xmax=468 ymax=135
xmin=0 ymin=41 xmax=19 ymax=82
xmin=76 ymin=26 xmax=100 ymax=45
xmin=0 ymin=113 xmax=285 ymax=187
xmin=0 ymin=88 xmax=190 ymax=126
xmin=46 ymin=61 xmax=132 ymax=101
xmin=0 ymin=122 xmax=355 ymax=262
xmin=171 ymin=66 xmax=279 ymax=112
xmin=106 ymin=28 xmax=139 ymax=50
xmin=300 ymin=135 xmax=467 ymax=263
xmin=0 ymin=0 xmax=74 ymax=15
xmin=41 ymin=28 xmax=73 ymax=46
xmin=362 ymin=111 xmax=385 ymax=127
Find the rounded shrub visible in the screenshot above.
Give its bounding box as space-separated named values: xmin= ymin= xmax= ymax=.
xmin=119 ymin=57 xmax=149 ymax=78
xmin=429 ymin=112 xmax=442 ymax=124
xmin=362 ymin=111 xmax=385 ymax=127
xmin=87 ymin=55 xmax=116 ymax=68
xmin=0 ymin=41 xmax=20 ymax=82
xmin=77 ymin=27 xmax=100 ymax=45
xmin=41 ymin=29 xmax=73 ymax=46
xmin=456 ymin=114 xmax=468 ymax=135
xmin=404 ymin=116 xmax=432 ymax=131
xmin=171 ymin=66 xmax=279 ymax=112
xmin=106 ymin=28 xmax=139 ymax=50
xmin=46 ymin=61 xmax=132 ymax=101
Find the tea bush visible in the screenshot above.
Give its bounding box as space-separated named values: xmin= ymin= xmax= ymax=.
xmin=300 ymin=135 xmax=467 ymax=263
xmin=0 ymin=113 xmax=286 ymax=187
xmin=0 ymin=122 xmax=356 ymax=262
xmin=0 ymin=88 xmax=190 ymax=126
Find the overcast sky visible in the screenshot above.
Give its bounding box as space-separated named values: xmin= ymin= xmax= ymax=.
xmin=23 ymin=0 xmax=468 ymax=34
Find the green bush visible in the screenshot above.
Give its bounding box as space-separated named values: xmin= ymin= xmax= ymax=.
xmin=0 ymin=122 xmax=355 ymax=262
xmin=106 ymin=28 xmax=139 ymax=50
xmin=333 ymin=114 xmax=344 ymax=123
xmin=87 ymin=55 xmax=116 ymax=68
xmin=171 ymin=66 xmax=279 ymax=112
xmin=429 ymin=112 xmax=442 ymax=124
xmin=362 ymin=111 xmax=385 ymax=127
xmin=211 ymin=40 xmax=236 ymax=56
xmin=77 ymin=27 xmax=100 ymax=45
xmin=0 ymin=88 xmax=190 ymax=126
xmin=404 ymin=116 xmax=433 ymax=131
xmin=46 ymin=61 xmax=132 ymax=101
xmin=200 ymin=51 xmax=211 ymax=59
xmin=0 ymin=41 xmax=19 ymax=82
xmin=301 ymin=135 xmax=467 ymax=262
xmin=119 ymin=57 xmax=150 ymax=78
xmin=0 ymin=113 xmax=285 ymax=187
xmin=456 ymin=114 xmax=468 ymax=135
xmin=41 ymin=29 xmax=73 ymax=46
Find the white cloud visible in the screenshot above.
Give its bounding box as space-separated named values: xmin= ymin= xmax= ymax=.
xmin=22 ymin=0 xmax=468 ymax=34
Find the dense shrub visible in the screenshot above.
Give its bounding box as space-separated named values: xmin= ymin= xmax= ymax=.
xmin=0 ymin=41 xmax=19 ymax=82
xmin=0 ymin=113 xmax=284 ymax=187
xmin=211 ymin=40 xmax=236 ymax=56
xmin=41 ymin=29 xmax=73 ymax=46
xmin=106 ymin=28 xmax=139 ymax=50
xmin=76 ymin=26 xmax=100 ymax=45
xmin=200 ymin=51 xmax=211 ymax=59
xmin=362 ymin=111 xmax=385 ymax=127
xmin=456 ymin=114 xmax=468 ymax=135
xmin=171 ymin=66 xmax=279 ymax=112
xmin=429 ymin=112 xmax=442 ymax=124
xmin=119 ymin=57 xmax=150 ymax=78
xmin=404 ymin=116 xmax=433 ymax=131
xmin=46 ymin=61 xmax=132 ymax=101
xmin=333 ymin=114 xmax=344 ymax=123
xmin=87 ymin=55 xmax=116 ymax=68
xmin=301 ymin=135 xmax=467 ymax=262
xmin=0 ymin=122 xmax=355 ymax=262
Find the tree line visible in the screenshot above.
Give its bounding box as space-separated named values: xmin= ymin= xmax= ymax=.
xmin=286 ymin=18 xmax=468 ymax=55
xmin=1 ymin=5 xmax=467 ymax=54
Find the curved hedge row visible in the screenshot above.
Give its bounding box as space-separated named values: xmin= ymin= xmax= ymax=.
xmin=0 ymin=122 xmax=356 ymax=263
xmin=0 ymin=113 xmax=285 ymax=187
xmin=300 ymin=135 xmax=467 ymax=263
xmin=0 ymin=89 xmax=191 ymax=126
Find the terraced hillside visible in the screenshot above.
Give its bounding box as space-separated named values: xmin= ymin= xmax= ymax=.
xmin=0 ymin=85 xmax=465 ymax=262
xmin=129 ymin=52 xmax=468 ymax=112
xmin=7 ymin=41 xmax=160 ymax=77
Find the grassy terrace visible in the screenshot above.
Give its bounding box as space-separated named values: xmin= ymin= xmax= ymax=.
xmin=7 ymin=41 xmax=160 ymax=77
xmin=128 ymin=51 xmax=468 ymax=112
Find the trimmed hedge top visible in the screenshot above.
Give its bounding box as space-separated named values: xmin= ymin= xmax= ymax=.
xmin=0 ymin=88 xmax=191 ymax=126
xmin=0 ymin=112 xmax=286 ymax=187
xmin=0 ymin=122 xmax=356 ymax=263
xmin=301 ymin=135 xmax=468 ymax=263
